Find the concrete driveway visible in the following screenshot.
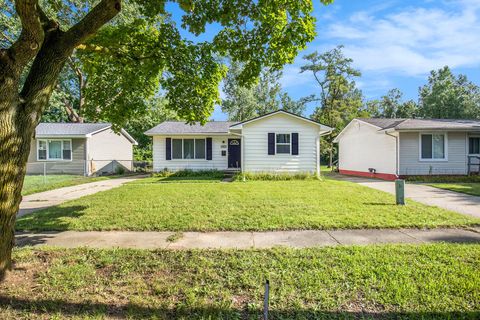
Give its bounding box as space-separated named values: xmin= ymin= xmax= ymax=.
xmin=336 ymin=175 xmax=480 ymax=218
xmin=18 ymin=176 xmax=143 ymax=217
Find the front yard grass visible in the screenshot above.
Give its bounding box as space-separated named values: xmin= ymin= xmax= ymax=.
xmin=1 ymin=244 xmax=479 ymax=319
xmin=22 ymin=175 xmax=114 ymax=196
xmin=16 ymin=177 xmax=479 ymax=231
xmin=428 ymin=183 xmax=480 ymax=197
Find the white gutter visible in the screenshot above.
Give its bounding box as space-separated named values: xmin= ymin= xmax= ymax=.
xmin=318 ymin=129 xmax=333 ymax=177
xmin=385 ymin=131 xmax=399 ymax=177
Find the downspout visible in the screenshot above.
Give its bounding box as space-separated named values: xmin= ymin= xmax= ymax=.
xmin=316 ymin=136 xmax=321 ymax=178
xmin=318 ymin=130 xmax=333 ymax=178
xmin=84 ymin=137 xmax=89 ymax=176
xmin=385 ymin=131 xmax=399 ymax=177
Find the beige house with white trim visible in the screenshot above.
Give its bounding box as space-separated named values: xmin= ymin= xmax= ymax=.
xmin=27 ymin=123 xmax=137 ymax=176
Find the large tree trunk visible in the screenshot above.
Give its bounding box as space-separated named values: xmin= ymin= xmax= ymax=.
xmin=0 ymin=0 xmax=121 ymax=280
xmin=0 ymin=109 xmax=36 ymax=278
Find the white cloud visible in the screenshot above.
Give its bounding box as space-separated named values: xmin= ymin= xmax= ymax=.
xmin=279 ymin=64 xmax=313 ymax=89
xmin=323 ymin=0 xmax=480 ymax=76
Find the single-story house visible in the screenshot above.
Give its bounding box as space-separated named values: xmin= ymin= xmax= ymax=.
xmin=27 ymin=123 xmax=138 ymax=176
xmin=145 ymin=110 xmax=332 ymax=174
xmin=334 ymin=118 xmax=480 ymax=180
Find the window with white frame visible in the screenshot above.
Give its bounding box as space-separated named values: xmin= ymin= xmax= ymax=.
xmin=420 ymin=134 xmax=446 ymax=160
xmin=37 ymin=139 xmax=72 ymax=161
xmin=469 ymin=137 xmax=480 ymax=154
xmin=276 ymin=133 xmax=291 ymax=154
xmin=171 ymin=138 xmax=206 ymax=159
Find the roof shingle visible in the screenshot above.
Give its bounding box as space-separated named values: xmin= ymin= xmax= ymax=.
xmin=357 ymin=118 xmax=480 ymax=131
xmin=144 ymin=121 xmax=236 ymax=135
xmin=35 ymin=123 xmax=111 ymax=136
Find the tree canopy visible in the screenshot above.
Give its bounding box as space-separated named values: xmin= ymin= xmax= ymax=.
xmin=0 ymin=0 xmax=334 ymax=279
xmin=300 ymin=45 xmax=364 ymax=165
xmin=418 ymin=66 xmax=480 ymax=119
xmin=365 ymin=89 xmax=418 ymax=119
xmin=221 ymin=61 xmax=306 ymax=121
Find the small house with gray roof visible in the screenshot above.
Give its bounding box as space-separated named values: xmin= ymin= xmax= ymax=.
xmin=27 ymin=123 xmax=137 ymax=176
xmin=334 ymin=118 xmax=480 ymax=180
xmin=145 ymin=110 xmax=332 ymax=174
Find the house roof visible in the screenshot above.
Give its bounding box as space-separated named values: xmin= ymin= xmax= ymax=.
xmin=35 ymin=123 xmax=137 ymax=144
xmin=334 ymin=118 xmax=480 ymax=143
xmin=146 ymin=110 xmax=333 ymax=135
xmin=229 ymin=110 xmax=331 ymax=130
xmin=357 ymin=118 xmax=480 ymax=131
xmin=356 ymin=118 xmax=408 ymax=130
xmin=144 ymin=121 xmax=236 ymax=135
xmin=36 ymin=123 xmax=111 ymax=136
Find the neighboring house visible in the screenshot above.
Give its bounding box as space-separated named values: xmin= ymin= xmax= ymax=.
xmin=27 ymin=123 xmax=138 ymax=176
xmin=145 ymin=110 xmax=332 ymax=174
xmin=334 ymin=118 xmax=480 ymax=180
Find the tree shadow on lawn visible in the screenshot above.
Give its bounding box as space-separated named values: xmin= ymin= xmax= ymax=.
xmin=15 ymin=205 xmax=87 ymax=232
xmin=0 ymin=296 xmax=478 ymax=319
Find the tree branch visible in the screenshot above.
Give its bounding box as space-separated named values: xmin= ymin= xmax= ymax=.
xmin=18 ymin=0 xmax=121 ymax=121
xmin=8 ymin=0 xmax=44 ymax=67
xmin=1 ymin=31 xmax=14 ymax=45
xmin=63 ymin=0 xmax=122 ymax=49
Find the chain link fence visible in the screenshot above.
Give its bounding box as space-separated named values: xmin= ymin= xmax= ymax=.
xmin=26 ymin=160 xmax=153 ymax=177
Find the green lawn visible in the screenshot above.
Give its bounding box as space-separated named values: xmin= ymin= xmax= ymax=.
xmin=428 ymin=183 xmax=480 ymax=197
xmin=16 ymin=177 xmax=479 ymax=231
xmin=22 ymin=175 xmax=116 ymax=196
xmin=1 ymin=244 xmax=478 ymax=319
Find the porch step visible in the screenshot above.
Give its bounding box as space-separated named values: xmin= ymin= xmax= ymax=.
xmin=222 ymin=169 xmax=240 ymax=182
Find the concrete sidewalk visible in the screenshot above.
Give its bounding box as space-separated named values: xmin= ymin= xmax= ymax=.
xmin=335 ymin=175 xmax=480 ymax=218
xmin=18 ymin=176 xmax=143 ymax=217
xmin=15 ymin=228 xmax=480 ymax=249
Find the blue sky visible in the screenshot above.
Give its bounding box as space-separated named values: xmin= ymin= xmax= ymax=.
xmin=169 ymin=0 xmax=480 ymax=120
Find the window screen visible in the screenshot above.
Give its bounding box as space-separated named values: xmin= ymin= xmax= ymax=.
xmin=183 ymin=139 xmax=194 ymax=159
xmin=48 ymin=140 xmax=62 ymax=159
xmin=195 ymin=139 xmax=206 ymax=159
xmin=38 ymin=140 xmax=47 ymax=160
xmin=432 ymin=134 xmax=445 ymax=159
xmin=63 ymin=140 xmax=72 ymax=160
xmin=470 ymin=137 xmax=480 ymax=154
xmin=172 ymin=139 xmax=183 ymax=159
xmin=276 ymin=134 xmax=291 ymax=154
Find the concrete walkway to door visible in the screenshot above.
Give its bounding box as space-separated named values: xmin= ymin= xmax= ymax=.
xmin=334 ymin=175 xmax=480 ymax=218
xmin=18 ymin=176 xmax=143 ymax=217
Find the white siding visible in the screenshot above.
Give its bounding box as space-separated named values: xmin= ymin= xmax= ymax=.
xmin=152 ymin=135 xmax=232 ymax=171
xmin=337 ymin=120 xmax=397 ymax=175
xmin=399 ymin=132 xmax=468 ymax=175
xmin=88 ymin=129 xmax=134 ymax=174
xmin=241 ymin=113 xmax=320 ymax=172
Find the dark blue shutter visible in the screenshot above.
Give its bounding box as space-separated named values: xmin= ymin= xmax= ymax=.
xmin=268 ymin=133 xmax=275 ymax=155
xmin=206 ymin=138 xmax=212 ymax=160
xmin=165 ymin=138 xmax=171 ymax=160
xmin=292 ymin=133 xmax=299 ymax=155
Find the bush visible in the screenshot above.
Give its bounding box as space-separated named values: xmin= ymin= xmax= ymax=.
xmin=234 ymin=171 xmax=319 ymax=181
xmin=115 ymin=166 xmax=126 ymax=175
xmin=405 ymin=175 xmax=480 ymax=183
xmin=152 ymin=169 xmax=224 ymax=179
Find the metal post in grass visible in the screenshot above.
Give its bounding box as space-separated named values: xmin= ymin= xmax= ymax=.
xmin=43 ymin=162 xmax=46 ymax=185
xmin=395 ymin=179 xmax=405 ymax=205
xmin=263 ymin=279 xmax=269 ymax=320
